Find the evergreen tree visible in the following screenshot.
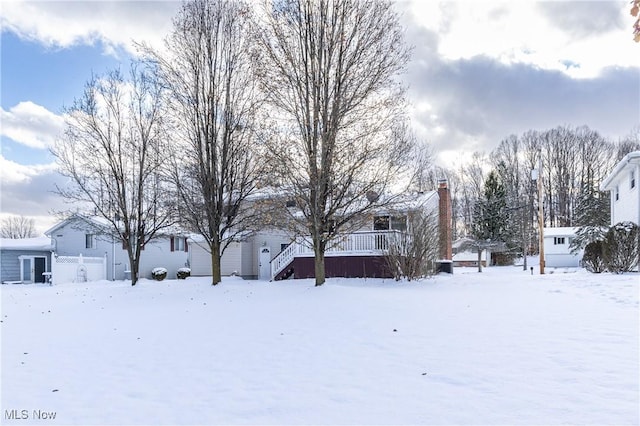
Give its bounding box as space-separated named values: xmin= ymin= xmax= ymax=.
xmin=570 ymin=170 xmax=610 ymax=254
xmin=471 ymin=170 xmax=510 ymax=271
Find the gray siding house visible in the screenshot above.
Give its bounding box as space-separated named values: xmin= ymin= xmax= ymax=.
xmin=0 ymin=237 xmax=53 ymax=284
xmin=45 ymin=216 xmax=189 ymax=281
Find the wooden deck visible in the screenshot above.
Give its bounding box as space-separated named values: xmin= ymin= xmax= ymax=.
xmin=271 ymin=231 xmax=401 ymax=280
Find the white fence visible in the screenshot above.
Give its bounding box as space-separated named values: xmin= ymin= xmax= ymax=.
xmin=51 ymin=254 xmax=107 ymax=285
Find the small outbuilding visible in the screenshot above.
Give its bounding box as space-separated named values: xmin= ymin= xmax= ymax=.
xmin=0 ymin=237 xmax=53 ymax=284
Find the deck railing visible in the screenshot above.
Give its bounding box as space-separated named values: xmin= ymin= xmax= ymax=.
xmin=270 ymin=230 xmax=403 ymax=279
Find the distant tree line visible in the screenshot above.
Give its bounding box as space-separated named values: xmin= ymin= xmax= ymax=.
xmin=442 ymin=125 xmax=640 ymax=263
xmin=0 ymin=215 xmax=37 ymax=239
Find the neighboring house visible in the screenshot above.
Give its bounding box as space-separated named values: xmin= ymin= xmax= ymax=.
xmin=543 ymin=227 xmax=582 ymax=268
xmin=600 ymin=151 xmax=640 ymax=226
xmin=452 ymin=238 xmax=490 ymax=268
xmin=0 ymin=237 xmax=53 ymax=284
xmin=190 ymin=181 xmax=452 ymax=280
xmin=45 ymin=215 xmax=189 ymax=281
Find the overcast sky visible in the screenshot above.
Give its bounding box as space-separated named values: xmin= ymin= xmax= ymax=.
xmin=1 ymin=0 xmax=639 ymax=234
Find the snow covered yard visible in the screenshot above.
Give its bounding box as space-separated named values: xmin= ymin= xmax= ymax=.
xmin=1 ymin=267 xmax=638 ymax=425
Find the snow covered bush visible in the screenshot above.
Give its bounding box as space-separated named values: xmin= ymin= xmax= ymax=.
xmin=151 ymin=267 xmax=168 ymax=281
xmin=177 ymin=267 xmax=190 ymax=280
xmin=603 ymin=222 xmax=639 ymax=274
xmin=582 ymin=240 xmax=606 ymax=273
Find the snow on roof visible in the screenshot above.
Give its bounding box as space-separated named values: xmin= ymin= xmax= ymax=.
xmin=45 ymin=214 xmax=189 ymax=237
xmin=0 ymin=236 xmax=53 ymax=251
xmin=543 ymin=227 xmax=578 ymax=237
xmin=600 ymin=151 xmax=640 ymax=191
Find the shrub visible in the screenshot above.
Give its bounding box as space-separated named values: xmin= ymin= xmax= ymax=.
xmin=582 ymin=240 xmax=606 ymax=273
xmin=177 ymin=267 xmax=191 ymax=280
xmin=603 ymin=221 xmax=639 ymax=274
xmin=151 ymin=267 xmax=167 ymax=281
xmin=385 ymin=211 xmax=439 ymax=281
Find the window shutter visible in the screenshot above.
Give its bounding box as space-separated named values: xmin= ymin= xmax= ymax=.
xmin=170 ymin=237 xmax=175 ymax=252
xmin=185 ymin=239 xmax=188 ymax=252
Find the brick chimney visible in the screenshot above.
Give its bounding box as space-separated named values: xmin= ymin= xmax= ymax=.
xmin=438 ymin=179 xmax=452 ymax=260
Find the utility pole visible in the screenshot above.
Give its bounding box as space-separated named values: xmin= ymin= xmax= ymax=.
xmin=532 ymin=161 xmax=545 ymax=275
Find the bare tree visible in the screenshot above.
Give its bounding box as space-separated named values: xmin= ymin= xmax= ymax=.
xmin=255 ymin=0 xmax=412 ymax=285
xmin=0 ymin=215 xmax=37 ymax=239
xmin=385 ymin=210 xmax=439 ymax=281
xmin=52 ymin=65 xmax=174 ymax=286
xmin=632 ymin=0 xmax=640 ymax=42
xmin=141 ymin=0 xmax=264 ymax=285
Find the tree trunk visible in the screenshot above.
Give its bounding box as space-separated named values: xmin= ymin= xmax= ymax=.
xmin=130 ymin=253 xmax=140 ymax=286
xmin=314 ymin=247 xmax=326 ymax=287
xmin=477 ymin=248 xmax=483 ymax=273
xmin=210 ymin=242 xmax=221 ymax=286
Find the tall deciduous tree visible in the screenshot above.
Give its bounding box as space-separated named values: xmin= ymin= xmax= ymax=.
xmin=632 ymin=0 xmax=640 ymax=42
xmin=0 ymin=215 xmax=37 ymax=239
xmin=52 ymin=65 xmax=174 ymax=286
xmin=255 ymin=0 xmax=412 ymax=286
xmin=144 ymin=0 xmax=264 ymax=285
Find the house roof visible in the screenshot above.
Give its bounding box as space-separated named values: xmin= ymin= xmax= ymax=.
xmin=600 ymin=151 xmax=640 ymax=191
xmin=543 ymin=227 xmax=578 ymax=237
xmin=44 ymin=214 xmax=110 ymax=236
xmin=45 ymin=214 xmax=189 ymax=238
xmin=0 ymin=236 xmax=53 ymax=251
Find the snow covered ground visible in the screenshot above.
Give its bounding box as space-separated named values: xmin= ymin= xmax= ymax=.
xmin=1 ymin=266 xmax=638 ymax=425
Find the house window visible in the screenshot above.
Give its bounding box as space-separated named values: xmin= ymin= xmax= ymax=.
xmin=631 ymin=171 xmax=636 ymax=189
xmin=85 ymin=234 xmax=95 ymax=249
xmin=373 ymin=215 xmax=407 ymax=231
xmin=390 ymin=216 xmax=407 ymax=231
xmin=554 ymin=237 xmax=565 ymax=245
xmin=170 ymin=237 xmax=188 ymax=252
xmin=615 ymin=185 xmax=619 ymax=201
xmin=374 ymin=215 xmax=390 ymax=230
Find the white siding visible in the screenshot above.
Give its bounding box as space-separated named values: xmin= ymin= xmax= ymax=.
xmin=241 ymin=240 xmax=254 ymax=278
xmin=543 ymin=228 xmax=582 ymax=268
xmin=189 ymin=242 xmax=212 ymax=276
xmin=138 ymin=239 xmax=189 ymax=280
xmin=250 ymin=231 xmax=293 ymax=278
xmin=609 ymin=164 xmax=640 ymax=226
xmin=221 ymin=242 xmax=243 ymax=276
xmin=49 ymin=220 xmax=188 ymax=280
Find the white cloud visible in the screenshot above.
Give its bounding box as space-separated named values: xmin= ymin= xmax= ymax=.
xmin=1 ymin=102 xmax=65 ymax=149
xmin=0 ymin=155 xmax=68 ymax=234
xmin=407 ymin=0 xmax=639 ymax=79
xmin=0 ymin=0 xmax=180 ymax=56
xmin=0 ymin=155 xmax=57 ymax=184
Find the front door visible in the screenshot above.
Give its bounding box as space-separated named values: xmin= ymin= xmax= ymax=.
xmin=258 ymin=246 xmax=271 ymax=281
xmin=34 ymin=257 xmax=46 ymax=283
xmin=22 ymin=258 xmax=32 ymax=283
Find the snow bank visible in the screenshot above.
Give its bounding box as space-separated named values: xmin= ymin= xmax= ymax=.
xmin=1 ymin=267 xmax=638 ymax=424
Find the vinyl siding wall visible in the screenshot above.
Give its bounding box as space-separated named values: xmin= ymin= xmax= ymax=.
xmin=0 ymin=250 xmax=51 ymax=283
xmin=50 ymin=220 xmax=188 ymax=280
